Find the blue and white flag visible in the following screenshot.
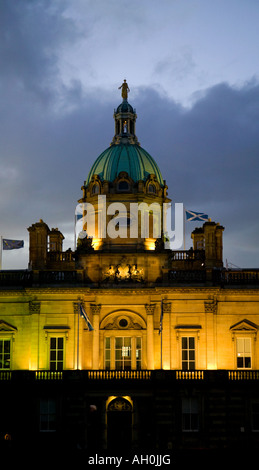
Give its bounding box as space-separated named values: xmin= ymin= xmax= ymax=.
xmin=2 ymin=239 xmax=24 ymax=250
xmin=78 ymin=303 xmax=94 ymax=331
xmin=185 ymin=210 xmax=209 ymax=222
xmin=159 ymin=300 xmax=163 ymax=335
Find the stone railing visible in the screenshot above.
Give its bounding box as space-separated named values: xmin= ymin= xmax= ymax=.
xmin=176 ymin=370 xmax=204 ymax=380
xmin=35 ymin=371 xmax=63 ymax=380
xmin=87 ymin=370 xmax=152 ymax=380
xmin=221 ymin=270 xmax=259 ymax=285
xmin=169 ymin=270 xmax=206 ymax=283
xmin=171 ymin=250 xmax=205 ymax=261
xmin=47 ymin=251 xmax=75 ymax=263
xmin=0 ymin=270 xmax=33 ymax=286
xmin=0 ymin=371 xmax=12 ymax=380
xmin=38 ymin=270 xmax=80 ymax=283
xmin=228 ymin=370 xmax=259 ymax=380
xmin=1 ymin=369 xmax=259 ymax=381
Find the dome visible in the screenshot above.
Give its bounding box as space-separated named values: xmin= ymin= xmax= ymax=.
xmin=115 ymin=100 xmax=134 ymax=114
xmin=85 ymin=143 xmax=164 ymax=187
xmin=84 ymin=85 xmax=165 ymax=189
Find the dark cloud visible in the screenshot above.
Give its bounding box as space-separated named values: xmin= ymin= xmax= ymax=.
xmin=0 ymin=1 xmax=258 ymax=269
xmin=135 ymin=83 xmax=259 ymax=265
xmin=1 ymin=80 xmax=259 ymax=269
xmin=0 ymin=0 xmax=79 ymax=104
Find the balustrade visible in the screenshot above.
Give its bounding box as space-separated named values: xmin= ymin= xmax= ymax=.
xmin=1 ymin=369 xmax=259 ymax=381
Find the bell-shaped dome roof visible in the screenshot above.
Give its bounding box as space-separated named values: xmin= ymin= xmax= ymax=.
xmin=115 ymin=100 xmax=134 ymax=114
xmin=84 ymin=82 xmax=164 ymax=188
xmin=85 ymin=142 xmax=164 ymax=186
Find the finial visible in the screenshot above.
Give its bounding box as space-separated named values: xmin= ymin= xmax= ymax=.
xmin=118 ymin=79 xmax=130 ymax=100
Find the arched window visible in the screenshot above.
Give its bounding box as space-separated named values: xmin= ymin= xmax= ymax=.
xmin=148 ymin=184 xmax=156 ymax=194
xmin=92 ymin=184 xmax=100 ymax=195
xmin=117 ymin=180 xmax=130 ymax=192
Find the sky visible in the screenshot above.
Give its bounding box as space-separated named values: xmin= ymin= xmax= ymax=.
xmin=0 ymin=0 xmax=259 ymax=269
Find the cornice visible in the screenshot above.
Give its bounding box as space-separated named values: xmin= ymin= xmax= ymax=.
xmin=0 ymin=285 xmax=259 ymax=298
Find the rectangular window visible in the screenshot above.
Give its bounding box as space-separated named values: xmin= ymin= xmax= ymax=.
xmin=104 ymin=337 xmax=142 ymax=370
xmin=182 ymin=337 xmax=195 ymax=370
xmin=50 ymin=337 xmax=64 ymax=371
xmin=182 ymin=397 xmax=199 ymax=432
xmin=136 ymin=337 xmax=142 ymax=370
xmin=105 ymin=337 xmax=111 ymax=370
xmin=115 ymin=337 xmax=131 ymax=370
xmin=0 ymin=339 xmax=11 ymax=369
xmin=40 ymin=398 xmax=56 ymax=432
xmin=237 ymin=338 xmax=251 ymax=369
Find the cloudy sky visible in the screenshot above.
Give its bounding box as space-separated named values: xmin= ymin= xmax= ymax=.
xmin=1 ymin=0 xmax=259 ymax=269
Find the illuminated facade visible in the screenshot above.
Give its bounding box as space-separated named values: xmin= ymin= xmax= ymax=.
xmin=1 ymin=86 xmax=259 ymax=456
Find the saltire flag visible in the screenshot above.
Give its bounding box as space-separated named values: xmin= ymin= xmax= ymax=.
xmin=2 ymin=239 xmax=24 ymax=250
xmin=185 ymin=210 xmax=209 ymax=222
xmin=78 ymin=303 xmax=94 ymax=331
xmin=159 ymin=300 xmax=163 ymax=335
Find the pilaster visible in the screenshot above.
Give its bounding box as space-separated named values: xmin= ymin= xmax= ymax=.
xmin=91 ymin=304 xmax=101 ymax=369
xmin=145 ymin=304 xmax=155 ymax=369
xmin=205 ymin=299 xmax=218 ymax=369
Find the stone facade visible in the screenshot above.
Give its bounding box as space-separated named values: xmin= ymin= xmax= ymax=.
xmin=0 ymin=93 xmax=259 ymax=459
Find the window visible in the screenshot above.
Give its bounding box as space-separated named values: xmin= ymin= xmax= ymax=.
xmin=182 ymin=337 xmax=195 ymax=370
xmin=148 ymin=184 xmax=156 ymax=194
xmin=105 ymin=337 xmax=111 ymax=370
xmin=115 ymin=337 xmax=131 ymax=370
xmin=136 ymin=337 xmax=141 ymax=370
xmin=104 ymin=337 xmax=142 ymax=370
xmin=117 ymin=181 xmax=130 ymax=192
xmin=50 ymin=337 xmax=64 ymax=371
xmin=0 ymin=339 xmax=10 ymax=369
xmin=237 ymin=338 xmax=251 ymax=368
xmin=92 ymin=184 xmax=99 ymax=194
xmin=40 ymin=398 xmax=56 ymax=432
xmin=182 ymin=397 xmax=199 ymax=432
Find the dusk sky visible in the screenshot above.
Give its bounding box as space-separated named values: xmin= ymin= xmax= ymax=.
xmin=1 ymin=0 xmax=259 ymax=269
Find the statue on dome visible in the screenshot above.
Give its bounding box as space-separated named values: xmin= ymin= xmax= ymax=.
xmin=119 ymin=79 xmax=130 ymax=100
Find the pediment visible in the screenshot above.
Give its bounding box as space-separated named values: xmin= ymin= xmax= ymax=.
xmin=230 ymin=319 xmax=258 ymax=332
xmin=0 ymin=320 xmax=17 ymax=332
xmin=100 ymin=311 xmax=146 ymax=330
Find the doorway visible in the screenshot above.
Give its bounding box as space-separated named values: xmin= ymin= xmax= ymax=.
xmin=106 ymin=397 xmax=133 ymax=451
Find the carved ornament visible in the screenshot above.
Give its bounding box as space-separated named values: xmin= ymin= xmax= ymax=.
xmin=103 ymin=258 xmax=144 ymax=283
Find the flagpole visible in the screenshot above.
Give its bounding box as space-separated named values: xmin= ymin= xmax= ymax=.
xmin=74 ymin=215 xmax=77 ymax=251
xmin=160 ymin=299 xmax=163 ymax=370
xmin=183 ymin=206 xmax=186 ymax=251
xmin=0 ymin=236 xmax=2 ymax=270
xmin=160 ymin=322 xmax=163 ymax=370
xmin=77 ymin=302 xmax=80 ymax=369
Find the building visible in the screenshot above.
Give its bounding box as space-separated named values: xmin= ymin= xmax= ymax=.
xmin=1 ymin=82 xmax=259 ymax=460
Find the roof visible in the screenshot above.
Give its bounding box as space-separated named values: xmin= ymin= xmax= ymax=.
xmin=85 ymin=143 xmax=164 ymax=186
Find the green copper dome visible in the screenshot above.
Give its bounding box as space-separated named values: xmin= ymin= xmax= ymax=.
xmin=85 ymin=143 xmax=164 ymax=187
xmin=85 ymin=85 xmax=164 ymax=188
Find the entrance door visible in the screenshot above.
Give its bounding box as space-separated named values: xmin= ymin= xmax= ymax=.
xmin=107 ymin=397 xmax=132 ymax=451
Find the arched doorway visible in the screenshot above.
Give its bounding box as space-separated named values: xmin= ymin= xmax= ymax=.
xmin=106 ymin=397 xmax=133 ymax=451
